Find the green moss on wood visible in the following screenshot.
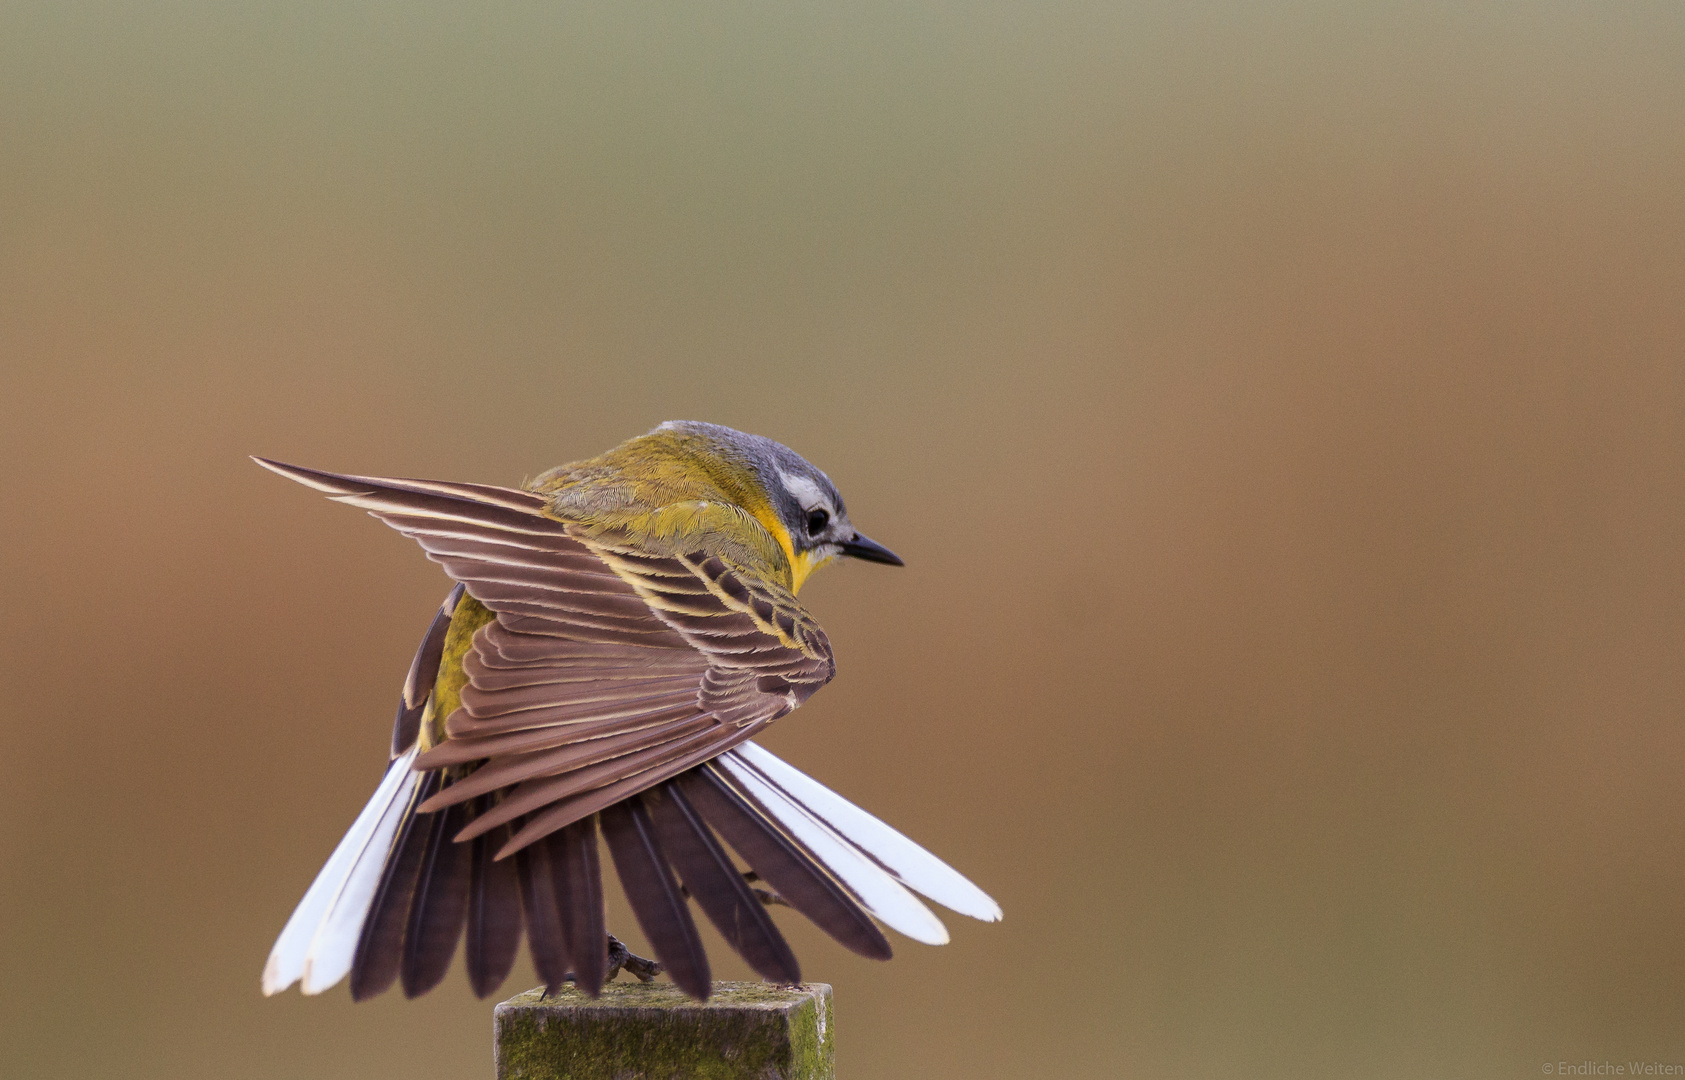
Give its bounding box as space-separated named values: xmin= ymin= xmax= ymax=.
xmin=495 ymin=981 xmax=833 ymax=1080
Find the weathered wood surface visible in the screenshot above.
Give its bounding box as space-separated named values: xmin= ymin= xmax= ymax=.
xmin=494 ymin=982 xmax=833 ymax=1080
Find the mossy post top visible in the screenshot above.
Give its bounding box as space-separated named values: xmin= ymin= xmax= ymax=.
xmin=495 ymin=982 xmax=834 ymax=1080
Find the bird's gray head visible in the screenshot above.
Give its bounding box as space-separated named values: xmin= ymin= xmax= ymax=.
xmin=653 ymin=421 xmax=903 ymax=566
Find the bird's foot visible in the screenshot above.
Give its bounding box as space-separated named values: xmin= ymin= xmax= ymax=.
xmin=606 ymin=934 xmax=663 ymax=983
xmin=537 ymin=935 xmax=663 ymax=998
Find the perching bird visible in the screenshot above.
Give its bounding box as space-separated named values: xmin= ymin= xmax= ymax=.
xmin=259 ymin=421 xmax=1001 ymax=1002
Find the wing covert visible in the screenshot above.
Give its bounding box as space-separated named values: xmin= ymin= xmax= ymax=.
xmin=255 ymin=458 xmax=834 ymax=856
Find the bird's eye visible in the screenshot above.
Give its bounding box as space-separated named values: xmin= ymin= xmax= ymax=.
xmin=806 ymin=508 xmax=830 ymax=535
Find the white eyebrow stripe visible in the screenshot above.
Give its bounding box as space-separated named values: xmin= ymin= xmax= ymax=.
xmin=777 ymin=469 xmax=828 ymax=511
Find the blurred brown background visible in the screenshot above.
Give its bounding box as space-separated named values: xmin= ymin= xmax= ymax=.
xmin=3 ymin=3 xmax=1684 ymax=1078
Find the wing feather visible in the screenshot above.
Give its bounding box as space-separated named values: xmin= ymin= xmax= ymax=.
xmin=460 ymin=673 xmax=698 ymax=720
xmin=446 ymin=687 xmax=704 ymax=738
xmin=418 ymin=703 xmax=704 ymax=768
xmin=488 ymin=720 xmax=771 ymax=858
xmin=421 ymin=713 xmax=715 ymax=809
xmin=459 ymin=720 xmax=755 ymax=845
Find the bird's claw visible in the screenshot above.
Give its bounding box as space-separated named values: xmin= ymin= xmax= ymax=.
xmin=538 ymin=934 xmax=664 ymax=998
xmin=606 ymin=934 xmax=663 ymax=983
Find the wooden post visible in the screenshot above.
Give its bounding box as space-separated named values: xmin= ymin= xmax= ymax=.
xmin=494 ymin=982 xmax=834 ymax=1080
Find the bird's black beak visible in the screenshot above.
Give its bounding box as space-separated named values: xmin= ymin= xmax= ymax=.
xmin=839 ymin=532 xmax=904 ymax=566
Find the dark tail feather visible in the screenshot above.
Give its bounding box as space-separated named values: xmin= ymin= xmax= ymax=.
xmin=600 ymin=796 xmax=711 ymax=998
xmin=391 ymin=585 xmax=462 ymax=757
xmin=400 ymin=796 xmax=474 ymax=997
xmin=647 ymin=781 xmax=799 ymax=984
xmin=515 ymin=836 xmax=572 ymax=991
xmin=465 ymin=798 xmax=523 ymax=999
xmin=390 ymin=701 xmax=428 ymax=763
xmin=349 ymin=769 xmax=440 ymax=1001
xmin=548 ymin=816 xmax=608 ymax=996
xmin=679 ymin=767 xmax=892 ymax=961
xmin=356 ymin=587 xmax=469 ymax=999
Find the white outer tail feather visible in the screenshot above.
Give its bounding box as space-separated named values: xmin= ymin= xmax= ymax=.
xmin=727 ymin=742 xmax=1003 ymax=924
xmin=262 ymin=748 xmax=419 ymax=996
xmin=717 ymin=752 xmax=951 ymax=945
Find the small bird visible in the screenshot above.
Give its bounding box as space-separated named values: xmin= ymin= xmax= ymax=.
xmin=258 ymin=421 xmax=1000 ymax=1002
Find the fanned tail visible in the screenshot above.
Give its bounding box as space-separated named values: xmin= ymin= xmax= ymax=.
xmin=264 ymin=737 xmax=1005 ymax=998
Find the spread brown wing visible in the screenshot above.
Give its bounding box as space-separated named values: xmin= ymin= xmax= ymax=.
xmin=252 ymin=459 xmax=834 ymax=862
